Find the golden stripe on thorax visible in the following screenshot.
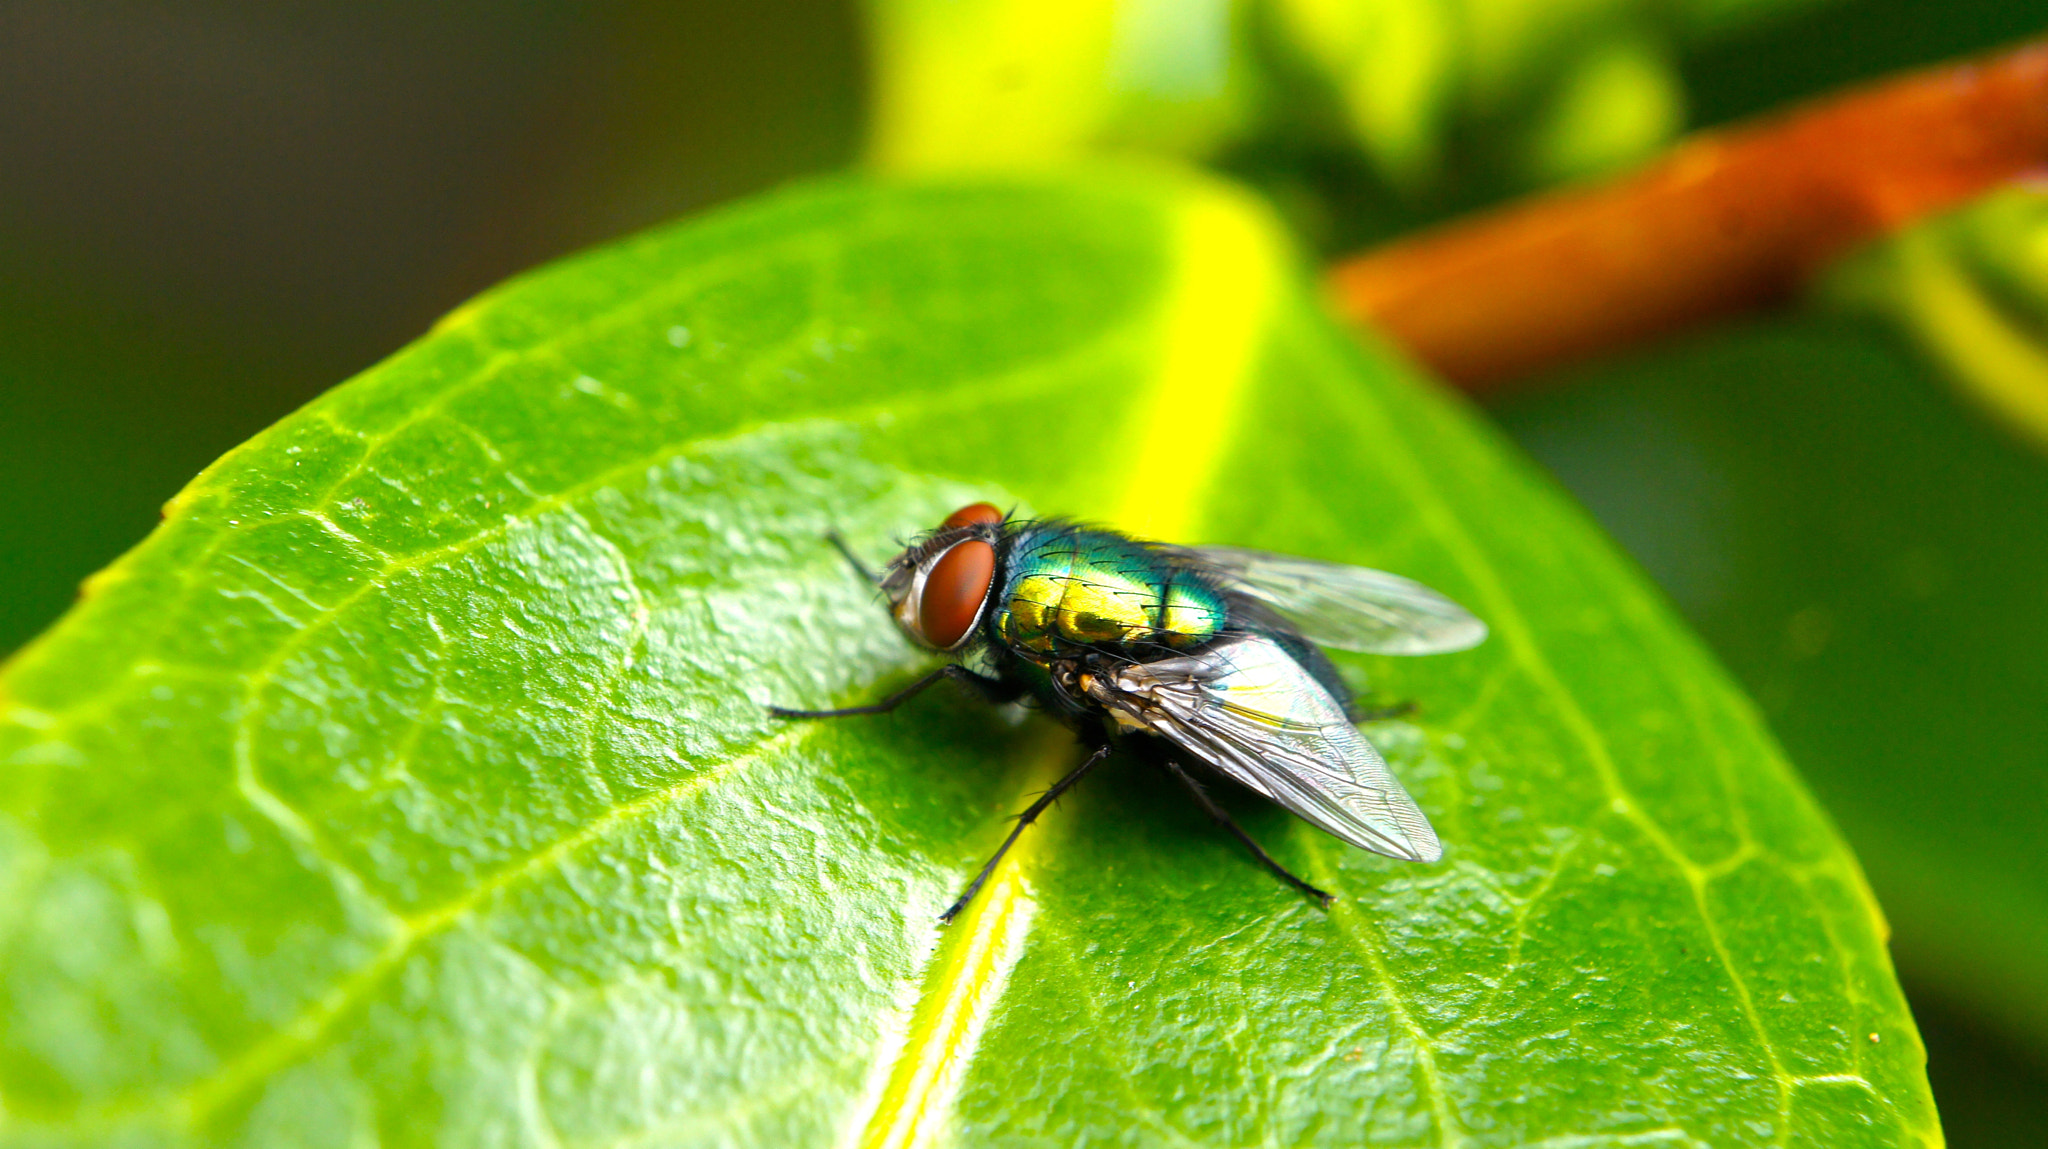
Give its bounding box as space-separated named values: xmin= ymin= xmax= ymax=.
xmin=997 ymin=524 xmax=1226 ymax=655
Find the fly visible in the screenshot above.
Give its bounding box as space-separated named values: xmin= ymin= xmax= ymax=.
xmin=770 ymin=502 xmax=1487 ymax=922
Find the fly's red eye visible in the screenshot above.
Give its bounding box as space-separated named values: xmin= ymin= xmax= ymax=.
xmin=919 ymin=540 xmax=995 ymax=649
xmin=941 ymin=502 xmax=1003 ymax=530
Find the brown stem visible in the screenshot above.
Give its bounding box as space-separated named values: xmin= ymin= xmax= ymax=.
xmin=1326 ymin=37 xmax=2048 ymax=392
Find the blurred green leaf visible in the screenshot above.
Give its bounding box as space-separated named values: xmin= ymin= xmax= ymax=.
xmin=863 ymin=0 xmax=1829 ymax=235
xmin=1494 ymin=310 xmax=2048 ymax=1070
xmin=1503 ymin=184 xmax=2048 ymax=1089
xmin=1264 ymin=0 xmax=1690 ymax=189
xmin=864 ymin=0 xmax=1257 ymax=168
xmin=1821 ymin=186 xmax=2048 ymax=455
xmin=0 ymin=170 xmax=1935 ymax=1145
xmin=0 ymin=283 xmax=308 ymax=659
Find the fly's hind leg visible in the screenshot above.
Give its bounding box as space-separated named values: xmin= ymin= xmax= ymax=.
xmin=1160 ymin=757 xmax=1334 ymax=909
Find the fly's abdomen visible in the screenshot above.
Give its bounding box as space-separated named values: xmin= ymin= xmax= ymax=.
xmin=995 ymin=527 xmax=1226 ymax=653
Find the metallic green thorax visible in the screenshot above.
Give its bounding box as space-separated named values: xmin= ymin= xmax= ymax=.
xmin=991 ymin=523 xmax=1228 ymax=657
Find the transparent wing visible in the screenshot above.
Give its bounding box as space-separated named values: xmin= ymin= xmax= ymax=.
xmin=1181 ymin=545 xmax=1486 ymax=655
xmin=1085 ymin=635 xmax=1443 ymax=862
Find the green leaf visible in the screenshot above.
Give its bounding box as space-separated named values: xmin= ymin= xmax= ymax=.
xmin=1262 ymin=0 xmax=1689 ymax=188
xmin=860 ymin=0 xmax=1815 ymax=213
xmin=1495 ymin=303 xmax=2048 ymax=1066
xmin=1821 ymin=186 xmax=2048 ymax=456
xmin=864 ymin=0 xmax=1257 ymax=169
xmin=0 ymin=169 xmax=1936 ymax=1146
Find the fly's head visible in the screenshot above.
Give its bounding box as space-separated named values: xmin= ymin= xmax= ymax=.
xmin=881 ymin=502 xmax=1006 ymax=652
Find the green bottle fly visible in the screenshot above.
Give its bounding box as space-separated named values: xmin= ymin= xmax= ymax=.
xmin=772 ymin=502 xmax=1487 ymax=922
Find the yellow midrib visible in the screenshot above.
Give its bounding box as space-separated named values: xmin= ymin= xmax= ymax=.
xmin=853 ymin=181 xmax=1283 ymax=1149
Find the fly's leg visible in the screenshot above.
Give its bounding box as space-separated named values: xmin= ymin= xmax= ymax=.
xmin=940 ymin=742 xmax=1115 ymax=924
xmin=768 ymin=664 xmax=958 ymax=719
xmin=1160 ymin=757 xmax=1334 ymax=909
xmin=826 ymin=530 xmax=880 ymax=584
xmin=768 ymin=664 xmax=1011 ymax=719
xmin=1350 ymin=699 xmax=1416 ymax=723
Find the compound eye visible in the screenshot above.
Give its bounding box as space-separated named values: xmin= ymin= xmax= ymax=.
xmin=940 ymin=502 xmax=1003 ymax=530
xmin=918 ymin=540 xmax=996 ymax=649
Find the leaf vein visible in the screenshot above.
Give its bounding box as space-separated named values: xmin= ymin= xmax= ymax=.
xmin=1316 ymin=369 xmax=1799 ymax=1139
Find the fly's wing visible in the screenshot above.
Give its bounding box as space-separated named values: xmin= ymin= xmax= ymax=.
xmin=1181 ymin=545 xmax=1485 ymax=655
xmin=1088 ymin=635 xmax=1443 ymax=862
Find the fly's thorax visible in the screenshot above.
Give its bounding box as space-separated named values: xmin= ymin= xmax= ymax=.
xmin=1158 ymin=581 xmax=1226 ymax=649
xmin=993 ymin=525 xmax=1228 ymax=655
xmin=991 ymin=529 xmax=1072 ymax=655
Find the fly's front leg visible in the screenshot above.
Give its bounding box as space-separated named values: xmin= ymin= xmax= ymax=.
xmin=768 ymin=664 xmax=1022 ymax=720
xmin=825 ymin=530 xmax=881 ymax=585
xmin=768 ymin=664 xmax=964 ymax=719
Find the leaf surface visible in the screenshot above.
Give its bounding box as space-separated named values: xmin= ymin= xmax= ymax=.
xmin=0 ymin=170 xmax=1936 ymax=1147
xmin=1496 ymin=290 xmax=2048 ymax=1066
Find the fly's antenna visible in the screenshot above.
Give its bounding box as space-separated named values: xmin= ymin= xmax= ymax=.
xmin=826 ymin=530 xmax=882 ymax=585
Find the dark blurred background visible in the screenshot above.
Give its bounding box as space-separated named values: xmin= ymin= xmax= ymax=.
xmin=3 ymin=1 xmax=2044 ymax=1143
xmin=0 ymin=0 xmax=862 ymax=657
